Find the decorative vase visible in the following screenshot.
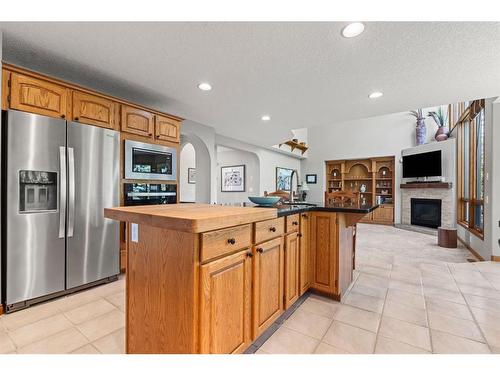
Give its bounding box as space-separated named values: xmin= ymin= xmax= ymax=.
xmin=435 ymin=126 xmax=449 ymax=142
xmin=415 ymin=119 xmax=426 ymax=145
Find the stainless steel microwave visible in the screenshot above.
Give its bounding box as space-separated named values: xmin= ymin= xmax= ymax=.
xmin=124 ymin=140 xmax=177 ymax=181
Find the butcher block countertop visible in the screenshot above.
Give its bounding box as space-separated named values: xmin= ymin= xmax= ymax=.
xmin=104 ymin=203 xmax=278 ymax=233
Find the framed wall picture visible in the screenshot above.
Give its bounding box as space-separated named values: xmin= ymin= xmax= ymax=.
xmin=188 ymin=168 xmax=196 ymax=184
xmin=276 ymin=167 xmax=294 ymax=191
xmin=306 ymin=174 xmax=317 ymax=184
xmin=221 ymin=165 xmax=246 ymax=192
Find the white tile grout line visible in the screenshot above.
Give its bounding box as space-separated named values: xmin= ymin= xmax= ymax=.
xmin=444 ymin=262 xmax=492 ymax=353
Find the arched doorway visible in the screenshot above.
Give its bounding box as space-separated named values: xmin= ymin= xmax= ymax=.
xmin=179 ymin=143 xmax=196 ymax=202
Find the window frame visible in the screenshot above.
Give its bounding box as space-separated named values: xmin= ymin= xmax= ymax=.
xmin=455 ymin=99 xmax=485 ymax=239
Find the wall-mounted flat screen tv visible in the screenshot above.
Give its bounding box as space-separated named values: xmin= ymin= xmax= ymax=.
xmin=402 ymin=150 xmax=442 ymax=178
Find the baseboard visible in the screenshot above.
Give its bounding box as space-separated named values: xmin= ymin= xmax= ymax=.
xmin=0 ymin=304 xmax=4 ymax=316
xmin=492 ymin=255 xmax=500 ymax=262
xmin=457 ymin=237 xmax=485 ymax=261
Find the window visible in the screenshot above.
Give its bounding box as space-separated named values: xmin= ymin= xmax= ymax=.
xmin=456 ymin=99 xmax=485 ymax=238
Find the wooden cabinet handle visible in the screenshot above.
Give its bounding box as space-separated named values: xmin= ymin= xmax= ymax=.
xmin=256 ymin=248 xmax=263 ymax=253
xmin=269 ymin=227 xmax=276 ymax=232
xmin=246 ymin=252 xmax=253 ymax=258
xmin=227 ymin=238 xmax=236 ymax=245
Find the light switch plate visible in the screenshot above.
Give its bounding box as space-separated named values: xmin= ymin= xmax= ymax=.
xmin=131 ymin=223 xmax=138 ymax=243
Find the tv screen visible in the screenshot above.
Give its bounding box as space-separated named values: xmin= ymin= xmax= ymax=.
xmin=402 ymin=150 xmax=442 ymax=178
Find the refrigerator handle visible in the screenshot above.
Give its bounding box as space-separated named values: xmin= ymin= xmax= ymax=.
xmin=59 ymin=146 xmax=66 ymax=239
xmin=68 ymin=147 xmax=75 ymax=238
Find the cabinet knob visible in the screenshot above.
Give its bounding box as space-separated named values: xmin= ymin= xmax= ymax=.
xmin=156 ymin=135 xmax=160 ymax=138
xmin=293 ymin=221 xmax=299 ymax=226
xmin=298 ymin=233 xmax=303 ymax=237
xmin=301 ymin=214 xmax=307 ymax=218
xmin=256 ymin=248 xmax=263 ymax=253
xmin=269 ymin=227 xmax=276 ymax=232
xmin=227 ymin=238 xmax=236 ymax=245
xmin=74 ymin=117 xmax=79 ymax=121
xmin=246 ymin=252 xmax=253 ymax=258
xmin=148 ymin=133 xmax=153 ymax=136
xmin=61 ymin=114 xmax=66 ymax=119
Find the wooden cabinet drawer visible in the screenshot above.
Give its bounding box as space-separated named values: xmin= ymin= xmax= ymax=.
xmin=201 ymin=224 xmax=252 ymax=262
xmin=254 ymin=217 xmax=284 ymax=244
xmin=72 ymin=90 xmax=117 ymax=129
xmin=285 ymin=214 xmax=300 ymax=233
xmin=9 ymin=72 xmax=69 ymax=119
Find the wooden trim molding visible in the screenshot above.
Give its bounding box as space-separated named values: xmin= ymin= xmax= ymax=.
xmin=0 ymin=304 xmax=4 ymax=316
xmin=457 ymin=237 xmax=485 ymax=261
xmin=492 ymin=255 xmax=500 ymax=262
xmin=400 ymin=182 xmax=452 ymax=189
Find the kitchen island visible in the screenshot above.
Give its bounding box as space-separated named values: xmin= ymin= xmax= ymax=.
xmin=104 ymin=202 xmax=378 ymax=354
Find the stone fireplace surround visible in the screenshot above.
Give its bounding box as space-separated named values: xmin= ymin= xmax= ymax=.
xmin=401 ymin=183 xmax=455 ymax=229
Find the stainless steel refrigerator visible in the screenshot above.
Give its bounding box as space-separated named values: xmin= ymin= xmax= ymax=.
xmin=2 ymin=110 xmax=120 ymax=312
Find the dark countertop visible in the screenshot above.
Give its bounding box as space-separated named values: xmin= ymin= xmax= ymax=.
xmin=245 ymin=202 xmax=379 ymax=217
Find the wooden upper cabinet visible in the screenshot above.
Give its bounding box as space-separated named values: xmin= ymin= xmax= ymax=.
xmin=199 ymin=249 xmax=252 ymax=354
xmin=121 ymin=105 xmax=154 ymax=137
xmin=9 ymin=72 xmax=69 ymax=119
xmin=311 ymin=212 xmax=338 ymax=296
xmin=155 ymin=114 xmax=180 ymax=143
xmin=72 ymin=91 xmax=116 ymax=129
xmin=284 ymin=232 xmax=300 ymax=309
xmin=299 ymin=212 xmax=311 ymax=296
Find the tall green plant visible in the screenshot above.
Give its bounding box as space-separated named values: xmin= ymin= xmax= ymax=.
xmin=428 ymin=107 xmax=448 ymax=128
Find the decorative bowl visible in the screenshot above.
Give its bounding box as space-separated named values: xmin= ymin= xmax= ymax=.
xmin=248 ymin=196 xmax=281 ymax=206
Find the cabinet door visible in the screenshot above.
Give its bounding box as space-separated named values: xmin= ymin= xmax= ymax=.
xmin=284 ymin=232 xmax=300 ymax=309
xmin=252 ymin=237 xmax=284 ymax=339
xmin=299 ymin=212 xmax=311 ymax=295
xmin=72 ymin=91 xmax=116 ymax=129
xmin=155 ymin=114 xmax=180 ymax=143
xmin=199 ymin=249 xmax=252 ymax=354
xmin=311 ymin=212 xmax=338 ymax=296
xmin=10 ymin=72 xmax=68 ymax=119
xmin=121 ymin=104 xmax=154 ymax=137
xmin=373 ymin=205 xmax=394 ymax=223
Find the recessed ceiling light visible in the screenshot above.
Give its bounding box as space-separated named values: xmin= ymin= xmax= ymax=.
xmin=368 ymin=91 xmax=383 ymax=99
xmin=341 ymin=22 xmax=365 ymax=38
xmin=261 ymin=115 xmax=271 ymax=121
xmin=198 ymin=82 xmax=212 ymax=91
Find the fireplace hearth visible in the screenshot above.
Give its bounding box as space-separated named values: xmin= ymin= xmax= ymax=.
xmin=411 ymin=198 xmax=442 ymax=229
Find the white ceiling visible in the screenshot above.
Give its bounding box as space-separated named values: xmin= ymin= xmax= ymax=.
xmin=1 ymin=22 xmax=499 ymax=146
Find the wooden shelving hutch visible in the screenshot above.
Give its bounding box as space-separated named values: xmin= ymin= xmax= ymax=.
xmin=326 ymin=156 xmax=395 ymax=225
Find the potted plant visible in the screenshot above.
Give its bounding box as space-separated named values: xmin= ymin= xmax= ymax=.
xmin=409 ymin=109 xmax=426 ymax=145
xmin=428 ymin=106 xmax=449 ymax=141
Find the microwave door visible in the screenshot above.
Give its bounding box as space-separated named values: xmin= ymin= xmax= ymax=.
xmin=124 ymin=140 xmax=177 ymax=181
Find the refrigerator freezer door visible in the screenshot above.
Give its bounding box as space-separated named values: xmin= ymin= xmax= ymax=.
xmin=5 ymin=110 xmax=67 ymax=305
xmin=66 ymin=122 xmax=120 ymax=289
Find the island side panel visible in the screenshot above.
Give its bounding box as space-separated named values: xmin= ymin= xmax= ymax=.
xmin=126 ymin=222 xmax=199 ymax=353
xmin=337 ymin=214 xmax=354 ymax=298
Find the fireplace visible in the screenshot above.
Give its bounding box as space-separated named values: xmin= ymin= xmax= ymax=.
xmin=411 ymin=198 xmax=442 ymax=228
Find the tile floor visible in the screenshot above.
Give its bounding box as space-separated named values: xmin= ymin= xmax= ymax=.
xmin=0 ymin=276 xmax=125 ymax=354
xmin=257 ymin=224 xmax=500 ymax=354
xmin=1 ymin=223 xmax=499 ymax=354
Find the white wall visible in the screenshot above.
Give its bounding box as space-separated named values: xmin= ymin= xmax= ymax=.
xmin=215 ymin=134 xmax=301 ymax=197
xmin=492 ymin=98 xmax=500 ymax=258
xmin=216 ymin=147 xmax=260 ymax=204
xmin=179 ymin=143 xmax=196 ymax=202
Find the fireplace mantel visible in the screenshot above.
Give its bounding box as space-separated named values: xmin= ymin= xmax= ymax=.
xmin=400 ymin=182 xmax=453 ymax=189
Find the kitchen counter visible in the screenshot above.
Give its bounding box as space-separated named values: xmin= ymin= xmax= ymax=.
xmin=247 ymin=202 xmax=379 ymax=217
xmin=103 ymin=201 xmax=378 ymax=354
